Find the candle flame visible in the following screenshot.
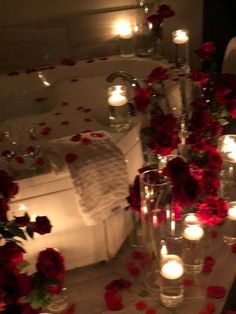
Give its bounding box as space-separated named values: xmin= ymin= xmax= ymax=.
xmin=221 ymin=136 xmax=236 ymax=162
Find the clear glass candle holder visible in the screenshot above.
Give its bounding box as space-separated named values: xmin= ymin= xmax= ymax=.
xmin=107 ymin=85 xmax=132 ymax=132
xmin=160 ymin=254 xmax=184 ymax=307
xmin=119 ymin=26 xmax=135 ymax=57
xmin=172 ymin=29 xmax=190 ymax=73
xmin=224 ymin=201 xmax=236 ymax=245
xmin=182 ymin=221 xmax=204 ymax=274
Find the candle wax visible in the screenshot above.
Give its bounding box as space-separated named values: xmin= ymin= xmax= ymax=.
xmin=161 ymin=259 xmax=184 ymax=280
xmin=183 ymin=225 xmax=204 ymax=241
xmin=228 ymin=206 xmax=236 ymax=221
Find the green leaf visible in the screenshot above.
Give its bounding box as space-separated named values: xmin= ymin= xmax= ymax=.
xmin=26 ymin=226 xmax=34 ymax=239
xmin=17 ymin=260 xmax=30 ymax=271
xmin=7 ymin=224 xmax=27 ymax=240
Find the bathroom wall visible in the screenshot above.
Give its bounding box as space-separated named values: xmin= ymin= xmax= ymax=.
xmin=0 ymin=0 xmax=203 ymax=73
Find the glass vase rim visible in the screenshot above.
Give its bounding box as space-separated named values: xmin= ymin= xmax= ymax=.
xmin=141 ymin=169 xmax=169 ymax=186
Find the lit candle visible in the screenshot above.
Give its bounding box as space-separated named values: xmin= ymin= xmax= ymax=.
xmin=116 ymin=21 xmax=133 ymax=39
xmin=14 ymin=203 xmax=27 ymax=217
xmin=172 ymin=29 xmax=189 ymax=45
xmin=183 ymin=225 xmax=204 ymax=241
xmin=152 ymin=214 xmax=159 ymax=228
xmin=221 ymin=135 xmax=236 ymax=162
xmin=160 ymin=241 xmax=168 ymax=257
xmin=108 ymin=85 xmax=127 ymax=107
xmin=184 ymin=213 xmax=199 ymax=225
xmin=161 ymin=255 xmax=184 ymax=280
xmin=171 ymin=220 xmax=175 ymax=235
xmin=228 ymin=205 xmax=236 ymax=221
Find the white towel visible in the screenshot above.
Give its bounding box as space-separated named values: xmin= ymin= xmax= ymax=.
xmin=47 ymin=131 xmax=129 ymax=225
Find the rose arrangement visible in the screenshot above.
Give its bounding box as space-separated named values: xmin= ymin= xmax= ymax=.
xmin=0 ymin=170 xmax=66 ymax=313
xmin=129 ymin=39 xmax=236 ymax=226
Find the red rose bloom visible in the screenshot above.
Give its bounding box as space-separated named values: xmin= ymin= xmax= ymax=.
xmin=32 ymin=216 xmax=52 ymax=235
xmin=149 ymin=133 xmax=180 ymax=156
xmin=36 ymin=248 xmax=65 ymax=280
xmin=133 ymin=87 xmax=151 ymax=112
xmin=3 ymin=303 xmax=40 ymax=314
xmin=187 ymin=133 xmax=211 ymax=152
xmin=206 ymin=147 xmax=223 ymax=172
xmin=201 ymin=171 xmax=220 ymax=196
xmin=148 ymin=67 xmax=169 ymax=83
xmin=191 ymin=70 xmax=209 ymax=85
xmin=158 ymin=4 xmax=175 ymax=18
xmin=0 ymin=242 xmax=24 ymax=268
xmin=14 ymin=213 xmax=30 ymax=227
xmin=207 ymin=285 xmax=226 ymax=298
xmin=227 ymin=97 xmax=236 ymax=119
xmin=172 ymin=174 xmax=201 ymax=205
xmin=0 ymin=171 xmax=18 ymax=199
xmin=127 ymin=176 xmax=141 ymax=213
xmin=197 ymin=196 xmax=228 ymax=226
xmin=195 ymin=41 xmax=216 ymax=60
xmin=0 ymin=198 xmax=9 ymax=220
xmin=150 ymin=113 xmax=178 ymax=132
xmin=147 ymin=14 xmax=163 ymax=25
xmin=191 ymin=98 xmax=209 ymax=109
xmin=189 ymin=110 xmax=213 ymax=131
xmin=209 ymin=120 xmax=223 ymax=136
xmin=164 ymin=157 xmax=190 ymax=181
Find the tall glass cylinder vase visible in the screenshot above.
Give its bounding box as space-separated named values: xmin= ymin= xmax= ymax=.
xmin=151 ymin=24 xmax=164 ymax=60
xmin=172 ymin=29 xmax=190 ymax=73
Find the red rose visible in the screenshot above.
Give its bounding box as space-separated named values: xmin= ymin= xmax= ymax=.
xmin=133 ymin=87 xmax=151 ymax=112
xmin=227 ymin=97 xmax=236 ymax=119
xmin=195 ymin=41 xmax=216 ymax=60
xmin=149 ymin=133 xmax=180 ymax=156
xmin=0 ymin=198 xmax=9 ymax=220
xmin=150 ymin=113 xmax=178 ymax=132
xmin=201 ymin=171 xmax=220 ymax=196
xmin=36 ymin=248 xmax=65 ymax=280
xmin=0 ymin=242 xmax=24 ymax=267
xmin=164 ymin=157 xmax=190 ymax=181
xmin=172 ymin=174 xmax=201 ymax=205
xmin=158 ymin=4 xmax=175 ymax=18
xmin=197 ymin=196 xmax=228 ymax=226
xmin=206 ymin=147 xmax=223 ymax=172
xmin=32 ymin=216 xmax=52 ymax=235
xmin=191 ymin=70 xmax=209 ymax=85
xmin=187 ymin=133 xmax=211 ymax=152
xmin=189 ymin=110 xmax=213 ymax=131
xmin=14 ymin=213 xmax=30 ymax=227
xmin=0 ymin=171 xmax=18 ymax=199
xmin=209 ymin=120 xmax=223 ymax=137
xmin=148 ymin=67 xmax=169 ymax=83
xmin=3 ymin=303 xmax=40 ymax=314
xmin=147 ymin=14 xmax=163 ymax=25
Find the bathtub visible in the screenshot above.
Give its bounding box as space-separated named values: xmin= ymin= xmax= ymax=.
xmin=1 ymin=56 xmax=182 ymax=270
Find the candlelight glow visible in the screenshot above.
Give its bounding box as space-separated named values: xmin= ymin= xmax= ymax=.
xmin=228 ymin=202 xmax=236 ymax=221
xmin=172 ymin=29 xmax=189 ymax=44
xmin=114 ymin=20 xmax=133 ymax=39
xmin=221 ymin=135 xmax=236 ymax=162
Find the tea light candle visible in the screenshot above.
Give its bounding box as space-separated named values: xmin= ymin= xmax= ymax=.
xmin=161 ymin=255 xmax=184 ymax=280
xmin=172 ymin=29 xmax=189 ymax=45
xmin=108 ymin=86 xmax=127 ymax=107
xmin=152 ymin=213 xmax=159 ymax=228
xmin=183 ymin=225 xmax=204 ymax=241
xmin=14 ymin=203 xmax=27 ymax=217
xmin=228 ymin=204 xmax=236 ymax=221
xmin=118 ymin=23 xmax=133 ymax=39
xmin=184 ymin=213 xmax=199 ymax=225
xmin=221 ymin=135 xmax=236 ymax=162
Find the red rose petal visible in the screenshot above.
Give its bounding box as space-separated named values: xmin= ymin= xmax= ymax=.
xmin=84 ymin=118 xmax=92 ymax=122
xmin=86 ymin=59 xmax=94 ymax=63
xmin=76 ymin=106 xmax=84 ymax=110
xmin=105 ymin=293 xmax=123 ymax=311
xmin=81 ymin=138 xmax=91 ymax=145
xmin=15 ymin=156 xmax=25 ymax=164
xmin=146 ymin=309 xmax=157 ymax=314
xmin=132 ymin=251 xmax=145 ymax=260
xmin=54 ymin=112 xmax=61 ymax=116
xmin=182 ymin=279 xmax=194 ymax=286
xmin=65 ymin=153 xmax=77 ymax=163
xmin=71 ymin=78 xmax=79 ymax=82
xmin=104 ymin=289 xmax=118 ymax=300
xmin=83 ymin=108 xmax=91 ymax=113
xmin=82 ymin=130 xmax=92 ymax=133
xmin=2 ymin=150 xmax=11 ymax=157
xmin=40 ymin=126 xmax=52 ymax=136
xmin=34 ymin=97 xmax=47 ymax=102
xmin=36 ymin=157 xmax=45 ymax=166
xmin=100 ymin=57 xmax=108 ymax=61
xmin=38 ymin=122 xmax=46 ymax=126
xmin=205 ymin=303 xmax=216 ymax=312
xmin=25 ymin=68 xmax=37 ymax=74
xmin=207 ymin=285 xmax=226 ymax=299
xmin=27 ymin=146 xmax=36 ymax=154
xmin=91 ymin=132 xmax=104 ymax=138
xmin=135 ymin=301 xmax=148 ymax=310
xmin=61 ymin=58 xmax=76 ymax=66
xmin=231 ymin=243 xmax=236 ymax=254
xmin=61 ymin=120 xmax=70 ymax=126
xmin=70 ymin=134 xmax=81 ymax=142
xmin=61 ymin=101 xmax=69 ymax=106
xmin=204 ymin=256 xmax=215 ymax=267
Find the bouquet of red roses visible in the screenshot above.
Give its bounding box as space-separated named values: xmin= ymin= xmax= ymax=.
xmin=0 ymin=170 xmax=66 ymax=313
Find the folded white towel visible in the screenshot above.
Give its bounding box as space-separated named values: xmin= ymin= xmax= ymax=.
xmin=46 ymin=131 xmax=129 ymax=225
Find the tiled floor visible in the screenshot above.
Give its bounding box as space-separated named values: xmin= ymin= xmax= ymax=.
xmin=60 ymin=237 xmax=229 ymax=314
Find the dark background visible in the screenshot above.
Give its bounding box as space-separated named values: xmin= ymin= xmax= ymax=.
xmin=203 ymin=0 xmax=236 ymax=72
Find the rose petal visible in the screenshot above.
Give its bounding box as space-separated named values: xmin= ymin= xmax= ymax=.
xmin=100 ymin=57 xmax=108 ymax=61
xmin=34 ymin=97 xmax=47 ymax=102
xmin=132 ymin=251 xmax=145 ymax=260
xmin=61 ymin=58 xmax=76 ymax=66
xmin=105 ymin=293 xmax=123 ymax=311
xmin=146 ymin=309 xmax=157 ymax=314
xmin=54 ymin=112 xmax=61 ymax=116
xmin=207 ymin=285 xmax=226 ymax=299
xmin=61 ymin=120 xmax=70 ymax=126
xmin=84 ymin=118 xmax=92 ymax=122
xmin=65 ymin=153 xmax=77 ymax=163
xmin=135 ymin=301 xmax=148 ymax=310
xmin=71 ymin=78 xmax=79 ymax=82
xmin=81 ymin=138 xmax=91 ymax=145
xmin=36 ymin=157 xmax=45 ymax=166
xmin=182 ymin=279 xmax=194 ymax=286
xmin=209 ymin=230 xmax=218 ymax=238
xmin=204 ymin=256 xmax=215 ymax=267
xmin=91 ymin=132 xmax=104 ymax=138
xmin=86 ymin=59 xmax=94 ymax=63
xmin=8 ymin=71 xmax=20 ymax=76
xmin=83 ymin=108 xmax=91 ymax=113
xmin=231 ymin=243 xmax=236 ymax=254
xmin=76 ymin=106 xmax=84 ymax=110
xmin=38 ymin=122 xmax=47 ymax=126
xmin=70 ymin=134 xmax=81 ymax=142
xmin=61 ymin=102 xmax=69 ymax=106
xmin=205 ymin=303 xmax=216 ymax=312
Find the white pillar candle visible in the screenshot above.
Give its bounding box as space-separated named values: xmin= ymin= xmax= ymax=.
xmin=161 ymin=255 xmax=184 ymax=280
xmin=172 ymin=29 xmax=189 ymax=45
xmin=183 ymin=225 xmax=204 ymax=241
xmin=228 ymin=206 xmax=236 ymax=221
xmin=152 ymin=214 xmax=159 ymax=228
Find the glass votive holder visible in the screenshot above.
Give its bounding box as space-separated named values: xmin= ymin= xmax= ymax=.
xmin=219 ymin=135 xmax=236 ymax=163
xmin=135 ymin=22 xmax=153 ymax=57
xmin=119 ymin=25 xmax=135 ymax=57
xmin=182 ymin=223 xmax=204 ymax=274
xmin=172 ymin=29 xmax=190 ymax=73
xmin=223 ymin=201 xmax=236 ymax=246
xmin=160 ymin=254 xmax=184 ymax=307
xmin=107 ymin=85 xmax=132 ymax=132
